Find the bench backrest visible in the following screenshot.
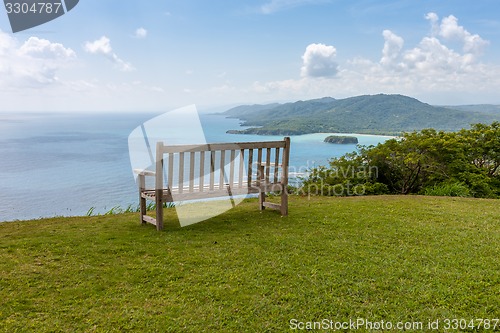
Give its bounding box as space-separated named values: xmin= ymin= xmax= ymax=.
xmin=155 ymin=137 xmax=290 ymax=193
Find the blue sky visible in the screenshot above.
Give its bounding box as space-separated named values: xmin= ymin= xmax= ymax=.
xmin=1 ymin=0 xmax=500 ymax=112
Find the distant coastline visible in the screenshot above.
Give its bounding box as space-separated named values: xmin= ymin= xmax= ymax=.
xmin=226 ymin=126 xmax=397 ymax=136
xmin=221 ymin=94 xmax=500 ymax=136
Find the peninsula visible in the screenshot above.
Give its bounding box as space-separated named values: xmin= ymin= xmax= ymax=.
xmin=223 ymin=94 xmax=500 ymax=136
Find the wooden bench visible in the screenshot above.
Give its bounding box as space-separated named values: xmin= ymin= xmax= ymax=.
xmin=134 ymin=137 xmax=290 ymax=230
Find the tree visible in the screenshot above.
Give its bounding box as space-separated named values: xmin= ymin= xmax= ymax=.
xmin=459 ymin=122 xmax=500 ymax=177
xmin=300 ymin=122 xmax=500 ymax=198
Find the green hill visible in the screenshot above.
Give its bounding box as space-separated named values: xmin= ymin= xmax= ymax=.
xmin=1 ymin=196 xmax=499 ymax=331
xmin=222 ymin=102 xmax=281 ymax=118
xmin=443 ymin=104 xmax=500 ymax=115
xmin=223 ymin=94 xmax=500 ymax=135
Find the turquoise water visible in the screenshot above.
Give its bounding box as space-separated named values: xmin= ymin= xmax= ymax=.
xmin=0 ymin=112 xmax=392 ymax=221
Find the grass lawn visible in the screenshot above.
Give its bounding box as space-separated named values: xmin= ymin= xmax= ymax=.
xmin=1 ymin=195 xmax=499 ymax=332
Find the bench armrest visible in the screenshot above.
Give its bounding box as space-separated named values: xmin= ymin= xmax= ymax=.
xmin=133 ymin=169 xmax=156 ymax=176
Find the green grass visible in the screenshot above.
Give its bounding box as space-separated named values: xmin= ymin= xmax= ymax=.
xmin=1 ymin=196 xmax=499 ymax=332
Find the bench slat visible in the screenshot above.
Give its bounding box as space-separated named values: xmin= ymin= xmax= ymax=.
xmin=209 ymin=151 xmax=215 ymax=191
xmin=257 ymin=148 xmax=262 ymax=186
xmin=274 ymin=148 xmax=280 ymax=183
xmin=266 ymin=148 xmax=271 ymax=183
xmin=247 ymin=149 xmax=253 ymax=188
xmin=239 ymin=149 xmax=244 ymax=188
xmin=229 ymin=150 xmax=235 ymax=187
xmin=189 ymin=152 xmax=195 ymax=193
xmin=199 ymin=151 xmax=205 ymax=192
xmin=168 ymin=153 xmax=174 ymax=190
xmin=178 ymin=152 xmax=184 ymax=194
xmin=219 ymin=150 xmax=225 ymax=189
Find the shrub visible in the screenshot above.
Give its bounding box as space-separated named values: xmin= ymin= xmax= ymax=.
xmin=363 ymin=182 xmax=390 ymax=195
xmin=424 ymin=182 xmax=472 ymax=197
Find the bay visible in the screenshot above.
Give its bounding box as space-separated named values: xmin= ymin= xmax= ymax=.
xmin=0 ymin=112 xmax=392 ymax=222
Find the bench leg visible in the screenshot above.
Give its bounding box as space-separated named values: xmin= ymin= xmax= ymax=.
xmin=138 ymin=174 xmax=147 ymax=225
xmin=139 ymin=195 xmax=147 ymax=225
xmin=280 ymin=185 xmax=288 ymax=216
xmin=259 ymin=190 xmax=266 ymax=211
xmin=155 ymin=189 xmax=164 ymax=231
xmin=257 ymin=165 xmax=266 ymax=211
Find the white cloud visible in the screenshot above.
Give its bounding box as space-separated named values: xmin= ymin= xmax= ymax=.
xmin=0 ymin=30 xmax=17 ymax=54
xmin=0 ymin=31 xmax=167 ymax=111
xmin=260 ymin=0 xmax=328 ymax=14
xmin=381 ymin=14 xmax=489 ymax=75
xmin=84 ymin=36 xmax=135 ymax=72
xmin=251 ymin=13 xmax=500 ymax=104
xmin=84 ymin=36 xmax=111 ymax=54
xmin=301 ymin=43 xmax=339 ymax=78
xmin=380 ymin=30 xmax=404 ymax=68
xmin=402 ymin=36 xmax=475 ymax=74
xmin=19 ymin=37 xmax=76 ymax=59
xmin=425 ymin=12 xmax=489 ymax=55
xmin=438 ymin=14 xmax=489 ymax=54
xmin=0 ymin=30 xmax=76 ymax=88
xmin=425 ymin=12 xmax=440 ymax=37
xmin=134 ymin=27 xmax=148 ymax=39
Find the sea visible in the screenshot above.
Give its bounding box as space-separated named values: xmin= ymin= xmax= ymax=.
xmin=0 ymin=111 xmax=392 ymax=222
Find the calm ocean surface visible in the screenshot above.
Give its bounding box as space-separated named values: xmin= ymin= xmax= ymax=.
xmin=0 ymin=112 xmax=392 ymax=222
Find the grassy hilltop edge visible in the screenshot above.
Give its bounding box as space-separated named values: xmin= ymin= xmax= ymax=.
xmin=1 ymin=195 xmax=499 ymax=332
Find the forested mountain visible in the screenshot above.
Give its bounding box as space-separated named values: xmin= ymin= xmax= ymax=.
xmin=222 ymin=103 xmax=281 ymax=118
xmin=223 ymin=94 xmax=499 ymax=135
xmin=443 ymin=104 xmax=500 ymax=115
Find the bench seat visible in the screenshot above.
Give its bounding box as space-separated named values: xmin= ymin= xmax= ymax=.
xmin=141 ymin=180 xmax=285 ymax=201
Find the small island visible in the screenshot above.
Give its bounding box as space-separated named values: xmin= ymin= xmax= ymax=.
xmin=324 ymin=135 xmax=359 ymax=144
